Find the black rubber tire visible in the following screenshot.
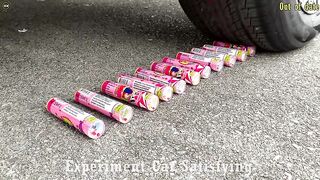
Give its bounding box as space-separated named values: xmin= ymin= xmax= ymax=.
xmin=179 ymin=0 xmax=320 ymax=51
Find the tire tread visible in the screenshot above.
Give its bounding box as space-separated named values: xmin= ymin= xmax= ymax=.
xmin=179 ymin=0 xmax=317 ymax=51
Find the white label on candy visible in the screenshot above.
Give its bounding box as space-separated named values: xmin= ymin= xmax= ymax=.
xmin=119 ymin=77 xmax=157 ymax=94
xmin=191 ymin=48 xmax=202 ymax=53
xmin=91 ymin=94 xmax=119 ymax=113
xmin=204 ymin=51 xmax=224 ymax=58
xmin=62 ymin=105 xmax=89 ymax=121
xmin=136 ymin=73 xmax=170 ymax=86
xmin=133 ymin=80 xmax=157 ymax=94
xmin=191 ymin=54 xmax=210 ymax=62
xmin=136 ymin=73 xmax=149 ymax=80
xmin=149 ymin=76 xmax=170 ymax=86
xmin=118 ymin=77 xmax=132 ymax=86
xmin=215 ymin=47 xmax=237 ymax=55
xmin=205 ymin=45 xmax=237 ymax=56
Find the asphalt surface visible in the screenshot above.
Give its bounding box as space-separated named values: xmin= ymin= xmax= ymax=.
xmin=0 ymin=0 xmax=320 ymax=179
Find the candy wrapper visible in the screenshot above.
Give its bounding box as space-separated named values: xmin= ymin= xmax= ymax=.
xmin=134 ymin=67 xmax=186 ymax=94
xmin=101 ymin=80 xmax=159 ymax=111
xmin=176 ymin=52 xmax=224 ymax=72
xmin=46 ymin=98 xmax=105 ymax=139
xmin=150 ymin=61 xmax=201 ymax=86
xmin=213 ymin=41 xmax=256 ymax=57
xmin=117 ymin=74 xmax=173 ymax=102
xmin=245 ymin=46 xmax=256 ymax=57
xmin=203 ymin=44 xmax=247 ymax=62
xmin=74 ymin=89 xmax=133 ymax=123
xmin=190 ymin=48 xmax=237 ymax=67
xmin=162 ymin=57 xmax=211 ymax=79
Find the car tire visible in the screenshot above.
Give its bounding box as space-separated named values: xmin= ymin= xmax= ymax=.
xmin=179 ymin=0 xmax=320 ymax=51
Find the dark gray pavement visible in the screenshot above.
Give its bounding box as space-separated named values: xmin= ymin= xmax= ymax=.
xmin=0 ymin=0 xmax=319 ymax=179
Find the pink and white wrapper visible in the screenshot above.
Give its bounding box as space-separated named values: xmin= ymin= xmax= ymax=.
xmin=213 ymin=41 xmax=256 ymax=57
xmin=176 ymin=52 xmax=224 ymax=72
xmin=101 ymin=80 xmax=159 ymax=111
xmin=74 ymin=89 xmax=133 ymax=124
xmin=134 ymin=67 xmax=186 ymax=94
xmin=150 ymin=61 xmax=201 ymax=86
xmin=117 ymin=74 xmax=173 ymax=102
xmin=203 ymin=44 xmax=247 ymax=62
xmin=162 ymin=57 xmax=211 ymax=79
xmin=190 ymin=48 xmax=237 ymax=67
xmin=46 ymin=98 xmax=105 ymax=139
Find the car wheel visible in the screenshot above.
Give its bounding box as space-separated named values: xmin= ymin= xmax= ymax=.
xmin=179 ymin=0 xmax=320 ymax=51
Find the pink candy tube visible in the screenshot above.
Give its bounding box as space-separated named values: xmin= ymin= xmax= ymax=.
xmin=74 ymin=89 xmax=133 ymax=124
xmin=176 ymin=52 xmax=224 ymax=72
xmin=150 ymin=61 xmax=201 ymax=86
xmin=101 ymin=80 xmax=159 ymax=111
xmin=213 ymin=41 xmax=256 ymax=57
xmin=190 ymin=48 xmax=237 ymax=67
xmin=246 ymin=46 xmax=256 ymax=57
xmin=203 ymin=44 xmax=247 ymax=62
xmin=46 ymin=98 xmax=105 ymax=139
xmin=162 ymin=57 xmax=211 ymax=79
xmin=117 ymin=74 xmax=173 ymax=102
xmin=134 ymin=67 xmax=186 ymax=94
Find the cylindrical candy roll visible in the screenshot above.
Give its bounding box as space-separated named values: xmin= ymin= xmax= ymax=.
xmin=117 ymin=74 xmax=173 ymax=102
xmin=101 ymin=80 xmax=159 ymax=111
xmin=212 ymin=41 xmax=256 ymax=57
xmin=190 ymin=48 xmax=237 ymax=67
xmin=203 ymin=44 xmax=247 ymax=62
xmin=74 ymin=89 xmax=133 ymax=123
xmin=162 ymin=57 xmax=211 ymax=79
xmin=150 ymin=61 xmax=201 ymax=86
xmin=213 ymin=41 xmax=246 ymax=50
xmin=246 ymin=46 xmax=256 ymax=57
xmin=134 ymin=67 xmax=186 ymax=94
xmin=46 ymin=98 xmax=105 ymax=139
xmin=176 ymin=52 xmax=224 ymax=72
